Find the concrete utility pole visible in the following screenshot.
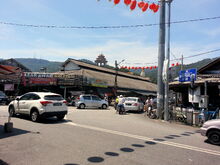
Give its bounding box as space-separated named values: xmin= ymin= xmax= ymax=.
xmin=114 ymin=60 xmax=118 ymax=95
xmin=157 ymin=0 xmax=166 ymax=119
xmin=181 ymin=54 xmax=184 ymax=71
xmin=114 ymin=60 xmax=124 ymax=96
xmin=164 ymin=0 xmax=173 ymax=121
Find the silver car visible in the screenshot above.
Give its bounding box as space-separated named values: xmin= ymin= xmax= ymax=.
xmin=200 ymin=119 xmax=220 ymax=145
xmin=123 ymin=97 xmax=144 ymax=112
xmin=75 ymin=95 xmax=108 ymax=109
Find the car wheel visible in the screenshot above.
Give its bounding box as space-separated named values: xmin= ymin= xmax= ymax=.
xmin=8 ymin=106 xmax=15 ymax=117
xmin=101 ymin=104 xmax=107 ymax=109
xmin=31 ymin=110 xmax=39 ymax=122
xmin=208 ymin=130 xmax=220 ymax=145
xmin=79 ymin=104 xmax=85 ymax=109
xmin=57 ymin=115 xmax=65 ymax=121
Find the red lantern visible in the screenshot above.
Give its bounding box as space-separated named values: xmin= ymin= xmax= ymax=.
xmin=150 ymin=66 xmax=153 ymax=70
xmin=171 ymin=63 xmax=175 ymax=67
xmin=142 ymin=67 xmax=145 ymax=70
xmin=135 ymin=67 xmax=138 ymax=70
xmin=142 ymin=2 xmax=149 ymax=12
xmin=128 ymin=66 xmax=131 ymax=70
xmin=176 ymin=63 xmax=179 ymax=66
xmin=149 ymin=3 xmax=156 ymax=11
xmin=124 ymin=0 xmax=131 ymax=6
xmin=114 ymin=0 xmax=120 ymax=5
xmin=124 ymin=66 xmax=127 ymax=69
xmin=154 ymin=66 xmax=157 ymax=69
xmin=138 ymin=1 xmax=145 ymax=9
xmin=130 ymin=0 xmax=137 ymax=11
xmin=131 ymin=66 xmax=135 ymax=69
xmin=155 ymin=4 xmax=160 ymax=13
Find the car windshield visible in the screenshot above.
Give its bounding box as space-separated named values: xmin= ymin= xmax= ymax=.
xmin=125 ymin=98 xmax=137 ymax=102
xmin=0 ymin=91 xmax=6 ymax=96
xmin=44 ymin=95 xmax=63 ymax=101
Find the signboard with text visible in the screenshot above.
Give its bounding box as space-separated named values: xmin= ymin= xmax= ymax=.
xmin=179 ymin=68 xmax=197 ymax=82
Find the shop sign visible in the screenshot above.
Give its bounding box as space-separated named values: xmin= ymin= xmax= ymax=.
xmin=24 ymin=72 xmax=53 ymax=78
xmin=88 ymin=78 xmax=108 ymax=88
xmin=29 ymin=78 xmax=57 ymax=85
xmin=4 ymin=84 xmax=14 ymax=91
xmin=179 ymin=68 xmax=197 ymax=82
xmin=53 ymin=74 xmax=76 ymax=79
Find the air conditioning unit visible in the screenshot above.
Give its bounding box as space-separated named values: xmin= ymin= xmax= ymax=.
xmin=199 ymin=95 xmax=208 ymax=108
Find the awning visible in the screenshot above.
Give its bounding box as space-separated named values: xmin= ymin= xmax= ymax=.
xmin=132 ymin=91 xmax=157 ymax=96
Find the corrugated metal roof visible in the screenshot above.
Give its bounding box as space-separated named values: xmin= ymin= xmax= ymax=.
xmin=62 ymin=58 xmax=150 ymax=82
xmin=54 ymin=69 xmax=157 ymax=92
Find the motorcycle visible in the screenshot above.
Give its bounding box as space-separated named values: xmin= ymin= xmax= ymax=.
xmin=117 ymin=104 xmax=126 ymax=115
xmin=147 ymin=106 xmax=157 ymax=119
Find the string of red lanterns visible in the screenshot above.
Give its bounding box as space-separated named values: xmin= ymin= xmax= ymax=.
xmin=120 ymin=63 xmax=179 ymax=70
xmin=98 ymin=0 xmax=160 ymax=13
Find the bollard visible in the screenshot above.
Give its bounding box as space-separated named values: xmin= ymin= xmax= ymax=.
xmin=4 ymin=122 xmax=13 ymax=133
xmin=4 ymin=114 xmax=13 ymax=133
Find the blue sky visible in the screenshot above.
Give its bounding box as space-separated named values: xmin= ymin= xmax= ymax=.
xmin=0 ymin=0 xmax=220 ymax=67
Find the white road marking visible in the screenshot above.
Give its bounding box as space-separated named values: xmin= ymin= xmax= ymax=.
xmin=65 ymin=122 xmax=220 ymax=156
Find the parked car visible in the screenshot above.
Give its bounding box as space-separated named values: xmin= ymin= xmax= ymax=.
xmin=0 ymin=91 xmax=9 ymax=105
xmin=200 ymin=119 xmax=220 ymax=145
xmin=123 ymin=97 xmax=144 ymax=112
xmin=8 ymin=92 xmax=68 ymax=122
xmin=75 ymin=94 xmax=108 ymax=109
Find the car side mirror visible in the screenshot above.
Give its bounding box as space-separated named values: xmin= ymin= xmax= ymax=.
xmin=16 ymin=97 xmax=20 ymax=101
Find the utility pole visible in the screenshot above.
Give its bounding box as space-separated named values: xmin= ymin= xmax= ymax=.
xmin=164 ymin=0 xmax=173 ymax=121
xmin=114 ymin=60 xmax=124 ymax=96
xmin=114 ymin=60 xmax=118 ymax=96
xmin=181 ymin=54 xmax=184 ymax=71
xmin=157 ymin=0 xmax=166 ymax=119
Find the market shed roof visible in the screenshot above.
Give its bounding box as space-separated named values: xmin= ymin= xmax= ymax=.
xmin=54 ymin=69 xmax=157 ymax=93
xmin=62 ymin=58 xmax=150 ymax=82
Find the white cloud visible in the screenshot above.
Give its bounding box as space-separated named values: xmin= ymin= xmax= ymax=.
xmin=201 ymin=28 xmax=220 ymax=37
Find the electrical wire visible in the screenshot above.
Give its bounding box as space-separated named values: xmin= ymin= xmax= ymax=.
xmin=124 ymin=48 xmax=220 ymax=66
xmin=0 ymin=16 xmax=220 ymax=29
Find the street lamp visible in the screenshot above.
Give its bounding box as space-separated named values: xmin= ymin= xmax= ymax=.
xmin=114 ymin=59 xmax=125 ymax=96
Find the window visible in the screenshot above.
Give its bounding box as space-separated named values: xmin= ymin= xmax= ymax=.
xmin=0 ymin=91 xmax=6 ymax=97
xmin=83 ymin=96 xmax=91 ymax=100
xmin=29 ymin=94 xmax=40 ymax=100
xmin=44 ymin=95 xmax=63 ymax=101
xmin=92 ymin=96 xmax=101 ymax=101
xmin=20 ymin=94 xmax=31 ymax=100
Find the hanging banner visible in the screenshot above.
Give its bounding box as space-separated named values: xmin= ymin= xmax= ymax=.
xmin=162 ymin=59 xmax=168 ymax=83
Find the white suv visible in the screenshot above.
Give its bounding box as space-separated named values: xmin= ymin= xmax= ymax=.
xmin=8 ymin=92 xmax=68 ymax=122
xmin=75 ymin=95 xmax=108 ymax=109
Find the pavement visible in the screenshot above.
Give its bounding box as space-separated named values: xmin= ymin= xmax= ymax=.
xmin=0 ymin=105 xmax=220 ymax=165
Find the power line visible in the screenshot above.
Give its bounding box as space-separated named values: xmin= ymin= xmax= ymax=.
xmin=171 ymin=48 xmax=220 ymax=61
xmin=0 ymin=16 xmax=220 ymax=29
xmin=124 ymin=48 xmax=220 ymax=65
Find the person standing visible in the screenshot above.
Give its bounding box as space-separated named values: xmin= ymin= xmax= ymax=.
xmin=118 ymin=95 xmax=125 ymax=114
xmin=114 ymin=96 xmax=119 ymax=110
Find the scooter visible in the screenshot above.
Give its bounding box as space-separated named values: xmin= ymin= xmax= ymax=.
xmin=147 ymin=106 xmax=157 ymax=119
xmin=117 ymin=104 xmax=126 ymax=115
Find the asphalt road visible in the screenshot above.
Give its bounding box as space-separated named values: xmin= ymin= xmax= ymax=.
xmin=0 ymin=106 xmax=220 ymax=165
